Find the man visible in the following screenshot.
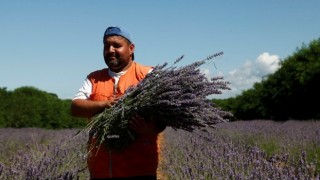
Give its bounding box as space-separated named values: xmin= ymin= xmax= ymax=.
xmin=71 ymin=26 xmax=165 ymax=179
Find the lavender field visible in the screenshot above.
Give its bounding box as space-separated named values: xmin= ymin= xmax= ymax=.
xmin=0 ymin=128 xmax=89 ymax=179
xmin=1 ymin=120 xmax=319 ymax=179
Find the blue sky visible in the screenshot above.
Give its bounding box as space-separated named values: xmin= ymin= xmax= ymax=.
xmin=1 ymin=1 xmax=319 ymax=99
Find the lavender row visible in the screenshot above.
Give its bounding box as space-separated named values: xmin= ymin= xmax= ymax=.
xmin=0 ymin=128 xmax=89 ymax=179
xmin=1 ymin=120 xmax=318 ymax=179
xmin=159 ymin=120 xmax=320 ymax=179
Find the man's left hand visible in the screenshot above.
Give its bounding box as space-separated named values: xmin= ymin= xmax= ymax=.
xmin=129 ymin=115 xmax=159 ymax=135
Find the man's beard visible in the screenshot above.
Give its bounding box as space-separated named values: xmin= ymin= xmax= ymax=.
xmin=105 ymin=56 xmax=119 ymax=67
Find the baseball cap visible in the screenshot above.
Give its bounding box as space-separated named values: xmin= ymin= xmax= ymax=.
xmin=104 ymin=26 xmax=132 ymax=43
xmin=104 ymin=26 xmax=134 ymax=60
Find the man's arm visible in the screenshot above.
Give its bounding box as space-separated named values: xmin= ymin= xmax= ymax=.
xmin=71 ymin=99 xmax=117 ymax=118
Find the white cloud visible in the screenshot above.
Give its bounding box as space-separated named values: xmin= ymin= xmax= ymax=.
xmin=255 ymin=52 xmax=281 ymax=76
xmin=203 ymin=52 xmax=281 ymax=99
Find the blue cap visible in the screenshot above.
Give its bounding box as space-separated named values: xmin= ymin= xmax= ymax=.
xmin=104 ymin=26 xmax=132 ymax=43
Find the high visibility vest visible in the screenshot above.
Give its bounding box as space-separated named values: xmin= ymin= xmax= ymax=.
xmin=87 ymin=62 xmax=159 ymax=178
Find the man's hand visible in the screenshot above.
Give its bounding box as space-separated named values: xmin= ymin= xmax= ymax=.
xmin=71 ymin=97 xmax=119 ymax=118
xmin=129 ymin=115 xmax=159 ymax=135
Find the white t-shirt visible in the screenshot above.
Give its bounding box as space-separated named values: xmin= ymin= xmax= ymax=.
xmin=72 ymin=69 xmax=127 ymax=100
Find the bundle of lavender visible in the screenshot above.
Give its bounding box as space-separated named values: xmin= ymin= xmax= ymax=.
xmin=86 ymin=52 xmax=232 ymax=151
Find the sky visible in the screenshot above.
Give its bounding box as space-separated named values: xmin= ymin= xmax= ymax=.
xmin=1 ymin=0 xmax=319 ymax=99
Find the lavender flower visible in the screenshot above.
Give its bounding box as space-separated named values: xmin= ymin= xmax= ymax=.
xmin=85 ymin=52 xmax=232 ymax=151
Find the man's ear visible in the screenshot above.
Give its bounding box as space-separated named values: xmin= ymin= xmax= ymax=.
xmin=130 ymin=43 xmax=135 ymax=54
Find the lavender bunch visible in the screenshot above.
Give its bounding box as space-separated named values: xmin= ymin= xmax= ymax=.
xmin=86 ymin=52 xmax=232 ymax=151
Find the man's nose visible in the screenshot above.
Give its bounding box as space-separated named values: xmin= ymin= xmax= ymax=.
xmin=105 ymin=45 xmax=115 ymax=53
xmin=110 ymin=46 xmax=117 ymax=52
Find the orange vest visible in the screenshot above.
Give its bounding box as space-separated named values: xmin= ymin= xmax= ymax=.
xmin=87 ymin=62 xmax=159 ymax=178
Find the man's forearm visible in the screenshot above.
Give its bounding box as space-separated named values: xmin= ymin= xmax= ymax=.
xmin=71 ymin=99 xmax=109 ymax=118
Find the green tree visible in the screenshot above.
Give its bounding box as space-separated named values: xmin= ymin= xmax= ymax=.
xmin=216 ymin=37 xmax=320 ymax=120
xmin=0 ymin=86 xmax=86 ymax=128
xmin=262 ymin=38 xmax=320 ymax=120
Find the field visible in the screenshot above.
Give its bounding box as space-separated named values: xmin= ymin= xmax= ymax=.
xmin=0 ymin=120 xmax=319 ymax=179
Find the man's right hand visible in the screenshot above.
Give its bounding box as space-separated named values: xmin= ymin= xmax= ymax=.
xmin=71 ymin=97 xmax=119 ymax=118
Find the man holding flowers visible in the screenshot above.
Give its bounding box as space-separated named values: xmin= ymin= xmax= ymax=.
xmin=71 ymin=26 xmax=165 ymax=180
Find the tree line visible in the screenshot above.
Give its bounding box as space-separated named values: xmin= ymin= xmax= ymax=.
xmin=214 ymin=37 xmax=320 ymax=121
xmin=0 ymin=86 xmax=86 ymax=129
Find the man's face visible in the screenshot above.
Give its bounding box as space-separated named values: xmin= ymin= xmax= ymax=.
xmin=103 ymin=36 xmax=134 ymax=72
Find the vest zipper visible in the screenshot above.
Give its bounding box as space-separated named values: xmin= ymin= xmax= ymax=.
xmin=109 ymin=79 xmax=117 ymax=178
xmin=114 ymin=82 xmax=117 ymax=97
